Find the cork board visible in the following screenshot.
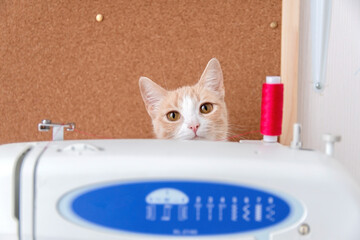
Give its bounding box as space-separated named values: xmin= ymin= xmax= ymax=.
xmin=0 ymin=0 xmax=281 ymax=144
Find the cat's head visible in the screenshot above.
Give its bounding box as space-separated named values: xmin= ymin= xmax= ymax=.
xmin=139 ymin=58 xmax=228 ymax=141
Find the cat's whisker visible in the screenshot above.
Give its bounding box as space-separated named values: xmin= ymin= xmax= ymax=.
xmin=227 ymin=124 xmax=258 ymax=131
xmin=225 ymin=130 xmax=261 ymax=142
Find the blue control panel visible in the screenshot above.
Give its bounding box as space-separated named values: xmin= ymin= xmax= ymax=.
xmin=59 ymin=180 xmax=297 ymax=236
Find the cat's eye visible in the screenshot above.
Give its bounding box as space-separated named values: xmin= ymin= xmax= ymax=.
xmin=166 ymin=111 xmax=180 ymax=121
xmin=200 ymin=103 xmax=213 ymax=114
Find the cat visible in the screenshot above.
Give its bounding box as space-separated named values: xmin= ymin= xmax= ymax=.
xmin=139 ymin=58 xmax=228 ymax=141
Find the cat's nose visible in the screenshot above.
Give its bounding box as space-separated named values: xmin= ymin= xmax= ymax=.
xmin=189 ymin=124 xmax=200 ymax=134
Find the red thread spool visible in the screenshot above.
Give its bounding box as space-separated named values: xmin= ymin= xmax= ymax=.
xmin=260 ymin=77 xmax=284 ymax=142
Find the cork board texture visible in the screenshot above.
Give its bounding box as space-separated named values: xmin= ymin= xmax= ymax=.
xmin=0 ymin=0 xmax=281 ymax=143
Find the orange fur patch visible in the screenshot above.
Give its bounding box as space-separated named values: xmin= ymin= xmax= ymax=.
xmin=139 ymin=58 xmax=228 ymax=140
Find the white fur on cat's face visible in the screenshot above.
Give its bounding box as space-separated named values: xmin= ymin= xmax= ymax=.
xmin=175 ymin=95 xmax=211 ymax=140
xmin=139 ymin=58 xmax=228 ymax=140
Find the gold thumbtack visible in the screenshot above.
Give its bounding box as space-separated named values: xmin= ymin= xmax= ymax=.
xmin=270 ymin=21 xmax=278 ymax=29
xmin=96 ymin=14 xmax=104 ymax=22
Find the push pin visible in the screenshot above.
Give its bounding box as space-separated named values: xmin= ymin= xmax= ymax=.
xmin=270 ymin=21 xmax=278 ymax=29
xmin=96 ymin=14 xmax=104 ymax=22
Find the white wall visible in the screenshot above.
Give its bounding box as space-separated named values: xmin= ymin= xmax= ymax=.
xmin=298 ymin=0 xmax=360 ymax=183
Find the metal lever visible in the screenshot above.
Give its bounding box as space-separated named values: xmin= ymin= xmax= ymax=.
xmin=38 ymin=119 xmax=75 ymax=141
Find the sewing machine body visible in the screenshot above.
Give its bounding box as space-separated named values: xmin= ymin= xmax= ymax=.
xmin=1 ymin=139 xmax=360 ymax=240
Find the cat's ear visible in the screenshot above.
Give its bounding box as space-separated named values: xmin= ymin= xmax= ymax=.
xmin=198 ymin=58 xmax=225 ymax=97
xmin=139 ymin=76 xmax=167 ymax=118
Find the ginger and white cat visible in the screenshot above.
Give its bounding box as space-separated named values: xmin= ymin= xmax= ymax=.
xmin=139 ymin=58 xmax=228 ymax=140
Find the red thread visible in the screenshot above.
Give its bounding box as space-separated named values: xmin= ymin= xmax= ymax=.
xmin=74 ymin=128 xmax=258 ymax=142
xmin=218 ymin=130 xmax=260 ymax=141
xmin=73 ymin=129 xmax=114 ymax=139
xmin=48 ymin=124 xmax=259 ymax=142
xmin=260 ymin=83 xmax=283 ymax=136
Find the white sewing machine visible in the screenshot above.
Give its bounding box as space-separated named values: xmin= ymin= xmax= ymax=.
xmin=1 ymin=138 xmax=360 ymax=240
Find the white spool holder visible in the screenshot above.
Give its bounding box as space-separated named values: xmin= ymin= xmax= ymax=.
xmin=290 ymin=123 xmax=302 ymax=149
xmin=322 ymin=134 xmax=341 ymax=157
